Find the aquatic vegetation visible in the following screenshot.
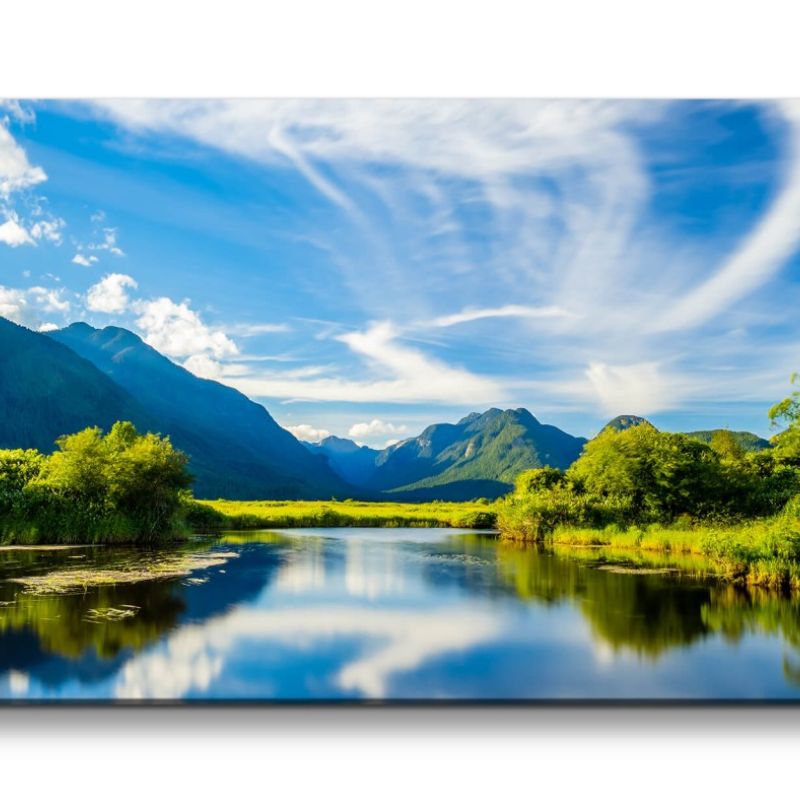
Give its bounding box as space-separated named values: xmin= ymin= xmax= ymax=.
xmin=84 ymin=605 xmax=139 ymax=622
xmin=8 ymin=550 xmax=237 ymax=594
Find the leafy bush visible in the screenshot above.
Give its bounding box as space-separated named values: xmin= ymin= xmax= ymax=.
xmin=0 ymin=422 xmax=191 ymax=544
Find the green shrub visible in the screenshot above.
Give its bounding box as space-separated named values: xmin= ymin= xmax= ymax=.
xmin=0 ymin=422 xmax=191 ymax=544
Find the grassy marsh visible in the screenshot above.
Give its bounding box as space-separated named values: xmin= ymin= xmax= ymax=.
xmin=189 ymin=498 xmax=498 ymax=530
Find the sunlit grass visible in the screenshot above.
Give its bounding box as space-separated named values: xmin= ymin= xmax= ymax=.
xmin=190 ymin=498 xmax=499 ymax=530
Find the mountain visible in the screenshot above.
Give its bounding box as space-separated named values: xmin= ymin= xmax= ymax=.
xmin=683 ymin=429 xmax=771 ymax=452
xmin=601 ymin=415 xmax=654 ymax=434
xmin=365 ymin=408 xmax=588 ymax=501
xmin=0 ymin=317 xmax=154 ymax=452
xmin=304 ymin=436 xmax=380 ymax=486
xmin=45 ymin=323 xmax=352 ymax=499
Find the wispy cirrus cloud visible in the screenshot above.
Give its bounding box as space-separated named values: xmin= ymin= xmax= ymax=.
xmin=227 ymin=320 xmax=504 ymax=405
xmin=427 ymin=304 xmax=572 ymax=328
xmin=654 ymin=101 xmax=800 ymax=333
xmin=38 ymin=100 xmax=800 ymax=424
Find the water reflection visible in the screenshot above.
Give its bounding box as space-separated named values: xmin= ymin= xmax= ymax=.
xmin=1 ymin=530 xmax=800 ymax=700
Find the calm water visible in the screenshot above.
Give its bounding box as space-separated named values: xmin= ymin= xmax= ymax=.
xmin=1 ymin=528 xmax=800 ymax=702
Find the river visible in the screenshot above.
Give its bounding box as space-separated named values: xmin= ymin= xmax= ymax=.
xmin=1 ymin=528 xmax=799 ymax=701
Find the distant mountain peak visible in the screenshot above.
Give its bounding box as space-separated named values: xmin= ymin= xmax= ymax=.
xmin=601 ymin=415 xmax=654 ymax=434
xmin=64 ymin=321 xmax=97 ymax=334
xmin=367 ymin=406 xmax=587 ymax=500
xmin=315 ymin=435 xmax=378 ymax=454
xmin=306 ymin=435 xmax=380 ymax=485
xmin=457 ymin=407 xmax=539 ymax=427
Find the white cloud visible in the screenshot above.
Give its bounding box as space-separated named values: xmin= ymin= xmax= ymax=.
xmin=0 ymin=283 xmax=72 ymax=329
xmin=86 ymin=273 xmax=138 ymax=313
xmin=29 ymin=286 xmax=70 ymax=314
xmin=37 ymin=322 xmax=58 ymax=332
xmin=227 ymin=320 xmax=503 ymax=404
xmin=0 ymin=121 xmax=46 ymax=198
xmin=348 ymin=419 xmax=408 ymax=440
xmin=72 ymin=253 xmax=98 ymax=266
xmin=428 ymin=304 xmax=571 ymax=328
xmin=0 ymin=116 xmax=66 ymax=251
xmin=1 ymin=101 xmax=35 ymax=125
xmin=134 ymin=296 xmax=238 ymax=359
xmin=286 ymin=423 xmax=332 ymax=443
xmin=91 ymin=99 xmax=660 ymax=183
xmin=29 ymin=217 xmax=64 ymax=244
xmin=0 ymin=286 xmax=27 ymax=321
xmin=183 ymin=353 xmax=224 ymax=380
xmin=585 ymin=361 xmax=692 ymax=416
xmin=0 ymin=210 xmax=65 ymax=248
xmin=87 ymin=226 xmax=124 ymax=256
xmin=0 ymin=214 xmax=32 ymax=246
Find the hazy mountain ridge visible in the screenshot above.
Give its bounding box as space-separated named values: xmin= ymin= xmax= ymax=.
xmin=683 ymin=429 xmax=771 ymax=452
xmin=303 ymin=436 xmax=381 ymax=486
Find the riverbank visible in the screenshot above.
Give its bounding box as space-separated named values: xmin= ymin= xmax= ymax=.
xmin=499 ymin=510 xmax=800 ymax=590
xmin=187 ymin=498 xmax=498 ymax=530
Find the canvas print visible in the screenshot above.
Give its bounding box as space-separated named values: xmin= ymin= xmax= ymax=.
xmin=1 ymin=99 xmax=800 ymax=703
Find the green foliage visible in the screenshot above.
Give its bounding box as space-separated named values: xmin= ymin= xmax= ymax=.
xmin=0 ymin=421 xmax=191 ymax=544
xmin=499 ymin=384 xmax=800 ymax=545
xmin=0 ymin=449 xmax=45 ymax=508
xmin=567 ymin=425 xmax=738 ymax=519
xmin=710 ymin=429 xmax=746 ymax=461
xmin=514 ymin=467 xmax=564 ymax=494
xmin=769 ymin=373 xmax=800 ymax=465
xmin=496 ymin=376 xmax=800 ymax=588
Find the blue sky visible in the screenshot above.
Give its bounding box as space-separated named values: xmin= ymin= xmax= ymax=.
xmin=2 ymin=99 xmax=800 ymax=445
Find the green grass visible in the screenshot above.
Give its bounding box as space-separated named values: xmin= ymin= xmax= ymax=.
xmin=188 ymin=498 xmax=498 ymax=530
xmin=500 ymin=512 xmax=800 ymax=590
xmin=0 ymin=508 xmax=190 ymax=546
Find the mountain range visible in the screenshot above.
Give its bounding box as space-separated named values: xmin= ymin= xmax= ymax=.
xmin=307 ymin=408 xmax=586 ymax=500
xmin=0 ymin=318 xmax=773 ymax=500
xmin=0 ymin=318 xmax=349 ymax=499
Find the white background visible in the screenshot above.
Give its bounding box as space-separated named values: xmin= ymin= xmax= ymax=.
xmin=2 ymin=1 xmax=800 ymax=795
